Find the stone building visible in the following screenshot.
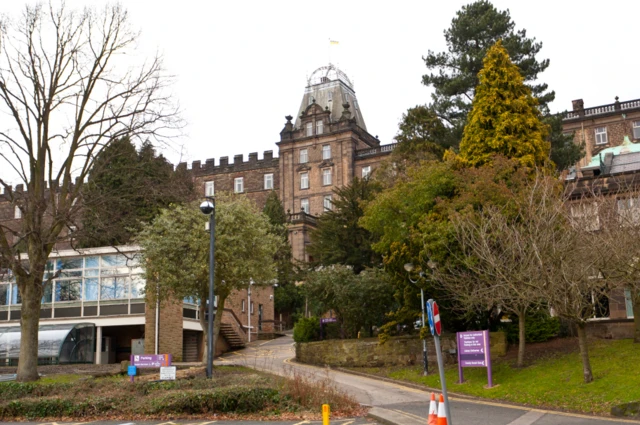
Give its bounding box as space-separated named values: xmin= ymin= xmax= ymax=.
xmin=190 ymin=65 xmax=395 ymax=262
xmin=0 ymin=64 xmax=394 ymax=364
xmin=563 ymin=96 xmax=640 ymax=171
xmin=563 ymin=99 xmax=640 ymax=337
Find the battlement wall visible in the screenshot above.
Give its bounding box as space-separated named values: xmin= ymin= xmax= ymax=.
xmin=185 ymin=150 xmax=279 ymax=176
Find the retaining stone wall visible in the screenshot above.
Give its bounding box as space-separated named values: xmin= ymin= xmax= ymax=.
xmin=296 ymin=332 xmax=506 ymax=368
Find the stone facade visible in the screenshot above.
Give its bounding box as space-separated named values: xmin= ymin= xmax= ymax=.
xmin=563 ymin=97 xmax=640 ymax=170
xmin=295 ymin=332 xmax=506 ymax=368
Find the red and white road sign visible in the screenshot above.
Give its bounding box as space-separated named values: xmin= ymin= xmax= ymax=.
xmin=432 ymin=301 xmax=442 ymax=336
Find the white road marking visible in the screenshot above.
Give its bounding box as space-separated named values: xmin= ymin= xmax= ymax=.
xmin=507 ymin=411 xmax=546 ymax=425
xmin=292 ymin=420 xmax=311 ymax=425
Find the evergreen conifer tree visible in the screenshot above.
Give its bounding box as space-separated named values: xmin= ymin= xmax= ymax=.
xmin=459 ymin=41 xmax=550 ymax=168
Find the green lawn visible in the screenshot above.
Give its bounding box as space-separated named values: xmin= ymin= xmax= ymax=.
xmin=353 ymin=339 xmax=640 ymax=415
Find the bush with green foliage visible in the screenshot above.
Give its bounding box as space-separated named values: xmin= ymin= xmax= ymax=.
xmin=500 ymin=310 xmax=560 ymax=344
xmin=293 ymin=317 xmax=320 ymax=343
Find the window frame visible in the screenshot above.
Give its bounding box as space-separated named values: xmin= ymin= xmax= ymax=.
xmin=322 ymin=168 xmax=332 ymax=186
xmin=299 ymin=148 xmax=308 ymax=164
xmin=362 ymin=166 xmax=371 ymax=178
xmin=234 ymin=177 xmax=244 ymax=193
xmin=316 ymin=120 xmax=324 ymax=135
xmin=205 ymin=181 xmax=215 ymax=197
xmin=242 ymin=299 xmax=246 ymax=312
xmin=595 ymin=127 xmax=608 ymax=145
xmin=323 ymin=195 xmax=332 ymax=211
xmin=300 ymin=198 xmax=309 ymax=214
xmin=306 ymin=122 xmax=313 ymax=137
xmin=14 ymin=206 xmax=21 ymax=219
xmin=322 ymin=144 xmax=331 ymax=160
xmin=300 ymin=172 xmax=309 ymax=190
xmin=264 ymin=173 xmax=273 ymax=190
xmin=633 ymin=121 xmax=640 ymax=140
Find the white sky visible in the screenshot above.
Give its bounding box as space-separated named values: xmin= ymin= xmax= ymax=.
xmin=3 ymin=0 xmax=640 ymax=171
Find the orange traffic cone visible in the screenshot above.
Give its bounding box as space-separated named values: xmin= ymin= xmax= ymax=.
xmin=428 ymin=392 xmax=438 ymax=425
xmin=437 ymin=394 xmax=447 ymax=425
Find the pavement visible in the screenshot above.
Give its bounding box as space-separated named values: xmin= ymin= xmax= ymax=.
xmin=219 ymin=335 xmax=640 ymax=425
xmin=0 ymin=420 xmax=374 ymax=425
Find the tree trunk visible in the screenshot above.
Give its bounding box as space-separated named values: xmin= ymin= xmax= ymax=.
xmin=17 ymin=277 xmax=43 ymax=382
xmin=516 ymin=311 xmax=526 ymax=368
xmin=198 ymin=302 xmax=207 ymax=364
xmin=576 ymin=323 xmax=593 ymax=383
xmin=633 ymin=294 xmax=640 ymax=343
xmin=212 ymin=294 xmax=227 ymax=356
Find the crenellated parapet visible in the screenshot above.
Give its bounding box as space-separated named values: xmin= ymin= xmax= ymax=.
xmin=0 ymin=178 xmax=83 ymax=201
xmin=189 ymin=150 xmax=279 ymax=177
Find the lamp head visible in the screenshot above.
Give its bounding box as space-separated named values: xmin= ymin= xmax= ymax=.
xmin=199 ymin=200 xmax=214 ymax=215
xmin=403 ymin=263 xmax=414 ymax=273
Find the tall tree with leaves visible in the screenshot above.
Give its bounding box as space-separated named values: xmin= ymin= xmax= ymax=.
xmin=137 ymin=194 xmax=282 ymax=363
xmin=78 ymin=138 xmax=193 ymax=247
xmin=458 ymin=41 xmax=550 ymax=168
xmin=262 ymin=191 xmax=302 ymax=320
xmin=421 ymin=0 xmax=553 ymax=148
xmin=308 ymin=177 xmax=381 ymax=273
xmin=0 ymin=4 xmax=179 ymax=381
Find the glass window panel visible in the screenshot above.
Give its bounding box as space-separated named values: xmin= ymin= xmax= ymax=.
xmin=0 ymin=284 xmax=8 ymax=306
xmin=42 ymin=282 xmax=52 ymax=303
xmin=131 ymin=275 xmax=145 ymax=299
xmin=61 ymin=270 xmax=83 ymax=278
xmin=101 ymin=267 xmax=129 ymax=276
xmin=84 ymin=256 xmax=99 ymax=268
xmin=85 ymin=269 xmax=99 ymax=277
xmin=100 ymin=277 xmax=129 ymax=300
xmin=101 ymin=255 xmax=127 ymax=268
xmin=57 ymin=258 xmax=83 ymax=270
xmin=55 ymin=280 xmax=81 ymax=302
xmin=11 ymin=284 xmax=21 ymax=305
xmin=84 ymin=278 xmax=99 ymax=301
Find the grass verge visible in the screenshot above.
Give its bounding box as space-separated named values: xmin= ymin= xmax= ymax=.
xmin=0 ymin=365 xmax=361 ymax=420
xmin=348 ymin=338 xmax=640 ymax=416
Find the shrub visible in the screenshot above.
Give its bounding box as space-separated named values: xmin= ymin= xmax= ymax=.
xmin=293 ymin=316 xmax=320 ymax=343
xmin=500 ymin=309 xmax=560 ymax=343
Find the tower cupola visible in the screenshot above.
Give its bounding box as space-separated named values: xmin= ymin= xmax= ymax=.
xmin=295 ymin=64 xmax=366 ymax=131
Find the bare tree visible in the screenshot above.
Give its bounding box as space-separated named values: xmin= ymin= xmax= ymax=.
xmin=579 ymin=175 xmax=640 ymax=343
xmin=437 ymin=174 xmax=562 ymax=367
xmin=544 ymin=191 xmax=616 ymax=383
xmin=0 ymin=3 xmax=179 ymax=381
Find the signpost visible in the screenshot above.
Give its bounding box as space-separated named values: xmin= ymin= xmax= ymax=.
xmin=456 ymin=330 xmax=493 ymax=388
xmin=320 ymin=317 xmax=337 ymax=340
xmin=426 ymin=299 xmax=451 ymax=424
xmin=129 ymin=354 xmax=172 ymax=382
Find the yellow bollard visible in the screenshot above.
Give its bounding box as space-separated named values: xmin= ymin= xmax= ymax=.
xmin=322 ymin=404 xmax=330 ymax=425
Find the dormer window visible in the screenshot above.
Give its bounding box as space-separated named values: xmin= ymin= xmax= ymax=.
xmin=316 ymin=120 xmax=323 ymax=135
xmin=306 ymin=122 xmax=313 ymax=137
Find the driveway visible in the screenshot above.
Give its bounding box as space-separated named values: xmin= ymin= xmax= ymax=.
xmin=220 ymin=335 xmax=640 ymax=425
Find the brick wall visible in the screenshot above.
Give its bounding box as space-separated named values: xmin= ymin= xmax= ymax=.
xmin=295 ymin=333 xmax=506 ymax=368
xmin=225 ymin=285 xmax=275 ymax=335
xmin=144 ymin=297 xmax=183 ymax=361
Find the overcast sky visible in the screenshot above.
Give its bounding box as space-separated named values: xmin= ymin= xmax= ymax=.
xmin=3 ymin=0 xmax=640 ymax=172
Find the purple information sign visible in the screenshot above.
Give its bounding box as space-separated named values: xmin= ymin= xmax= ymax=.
xmin=128 ymin=354 xmax=172 ymax=383
xmin=456 ymin=330 xmax=493 ymax=387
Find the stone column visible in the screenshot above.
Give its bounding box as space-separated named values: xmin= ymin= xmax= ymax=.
xmin=95 ymin=326 xmax=102 ymax=365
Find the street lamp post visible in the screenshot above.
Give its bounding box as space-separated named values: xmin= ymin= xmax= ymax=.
xmin=404 ymin=262 xmax=428 ymax=376
xmin=200 ymin=199 xmax=215 ymax=379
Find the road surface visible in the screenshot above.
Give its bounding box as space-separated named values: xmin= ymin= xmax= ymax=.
xmin=221 ymin=335 xmax=640 ymax=425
